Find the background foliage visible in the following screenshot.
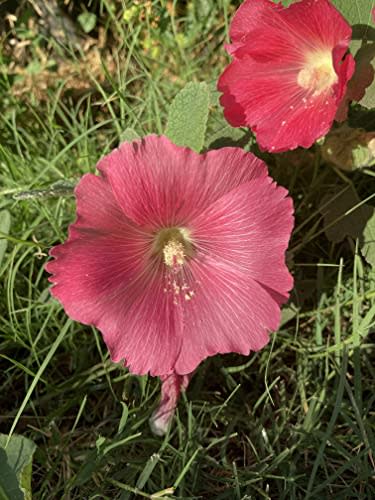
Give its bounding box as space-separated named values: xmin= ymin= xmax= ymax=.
xmin=0 ymin=1 xmax=374 ymax=498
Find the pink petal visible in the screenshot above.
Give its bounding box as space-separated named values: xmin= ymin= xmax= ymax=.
xmin=174 ymin=177 xmax=294 ymax=374
xmin=47 ymin=173 xmax=184 ymax=376
xmin=47 ymin=137 xmax=294 ymax=379
xmin=219 ymin=57 xmax=350 ymax=152
xmin=149 ymin=373 xmax=192 ymax=436
xmin=218 ymin=0 xmax=355 ymax=152
xmin=281 ymin=0 xmax=352 ymax=49
xmin=97 ymin=135 xmax=268 ymax=227
xmin=229 ymin=0 xmax=352 ymax=58
xmin=191 ymin=177 xmax=294 ymax=296
xmin=176 ymin=266 xmax=280 ymax=374
xmin=227 ymin=0 xmax=281 ymax=56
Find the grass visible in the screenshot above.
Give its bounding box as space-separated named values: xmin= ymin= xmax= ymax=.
xmin=0 ymin=0 xmax=375 ymax=498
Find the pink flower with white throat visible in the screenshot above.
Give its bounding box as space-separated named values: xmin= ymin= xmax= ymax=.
xmin=46 ymin=135 xmax=294 ymax=434
xmin=218 ymin=0 xmax=355 ymax=153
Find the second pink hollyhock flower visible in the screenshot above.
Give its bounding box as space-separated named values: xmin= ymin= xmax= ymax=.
xmin=46 ymin=135 xmax=294 ymax=433
xmin=218 ymin=0 xmax=355 ymax=153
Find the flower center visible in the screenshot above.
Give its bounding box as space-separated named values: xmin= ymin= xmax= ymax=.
xmin=163 ymin=239 xmax=185 ymax=268
xmin=153 ymin=227 xmax=193 ymax=271
xmin=297 ymin=51 xmax=337 ymax=96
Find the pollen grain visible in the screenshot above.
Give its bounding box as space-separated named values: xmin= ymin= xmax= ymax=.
xmin=163 ymin=239 xmax=185 ymax=268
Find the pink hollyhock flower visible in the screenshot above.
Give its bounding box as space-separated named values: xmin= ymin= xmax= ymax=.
xmin=46 ymin=135 xmax=294 ymax=434
xmin=218 ymin=0 xmax=355 ymax=153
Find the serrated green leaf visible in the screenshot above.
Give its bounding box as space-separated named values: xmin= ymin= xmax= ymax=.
xmin=0 ymin=434 xmax=36 ymax=500
xmin=362 ymin=209 xmax=375 ymax=268
xmin=165 ymin=82 xmax=210 ymax=152
xmin=331 ymin=0 xmax=374 ymax=25
xmin=77 ymin=12 xmax=97 ymax=33
xmin=0 ymin=210 xmax=11 ymax=267
xmin=119 ymin=128 xmax=140 ymax=144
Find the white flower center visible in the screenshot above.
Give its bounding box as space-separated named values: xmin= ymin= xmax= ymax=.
xmin=297 ymin=51 xmax=337 ymax=96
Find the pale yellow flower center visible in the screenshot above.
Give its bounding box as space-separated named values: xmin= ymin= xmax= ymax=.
xmin=297 ymin=51 xmax=337 ymax=96
xmin=163 ymin=239 xmax=185 ymax=268
xmin=153 ymin=227 xmax=195 ymax=304
xmin=153 ymin=227 xmax=193 ymax=269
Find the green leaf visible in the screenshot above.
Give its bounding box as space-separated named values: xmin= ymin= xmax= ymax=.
xmin=117 ymin=402 xmax=129 ymax=434
xmin=0 ymin=449 xmax=23 ymax=500
xmin=0 ymin=210 xmax=11 ymax=267
xmin=271 ymin=0 xmax=294 ymax=6
xmin=353 ymin=43 xmax=375 ymax=108
xmin=165 ymin=82 xmax=210 ymax=152
xmin=77 ymin=12 xmax=97 ymax=33
xmin=136 ymin=453 xmax=160 ymax=489
xmin=0 ymin=434 xmax=36 ymax=500
xmin=362 ymin=209 xmax=375 ymax=268
xmin=280 ymin=303 xmax=298 ymax=327
xmin=208 ymin=126 xmax=250 ymax=150
xmin=72 ymin=450 xmax=101 ymax=487
xmin=193 ymin=0 xmax=211 ymax=20
xmin=320 ymin=187 xmax=372 ymax=243
xmin=331 ymin=0 xmax=373 ymax=25
xmin=119 ymin=128 xmax=140 ymax=144
xmin=361 ymin=81 xmax=375 ymax=108
xmin=320 ymin=186 xmax=375 ymax=268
